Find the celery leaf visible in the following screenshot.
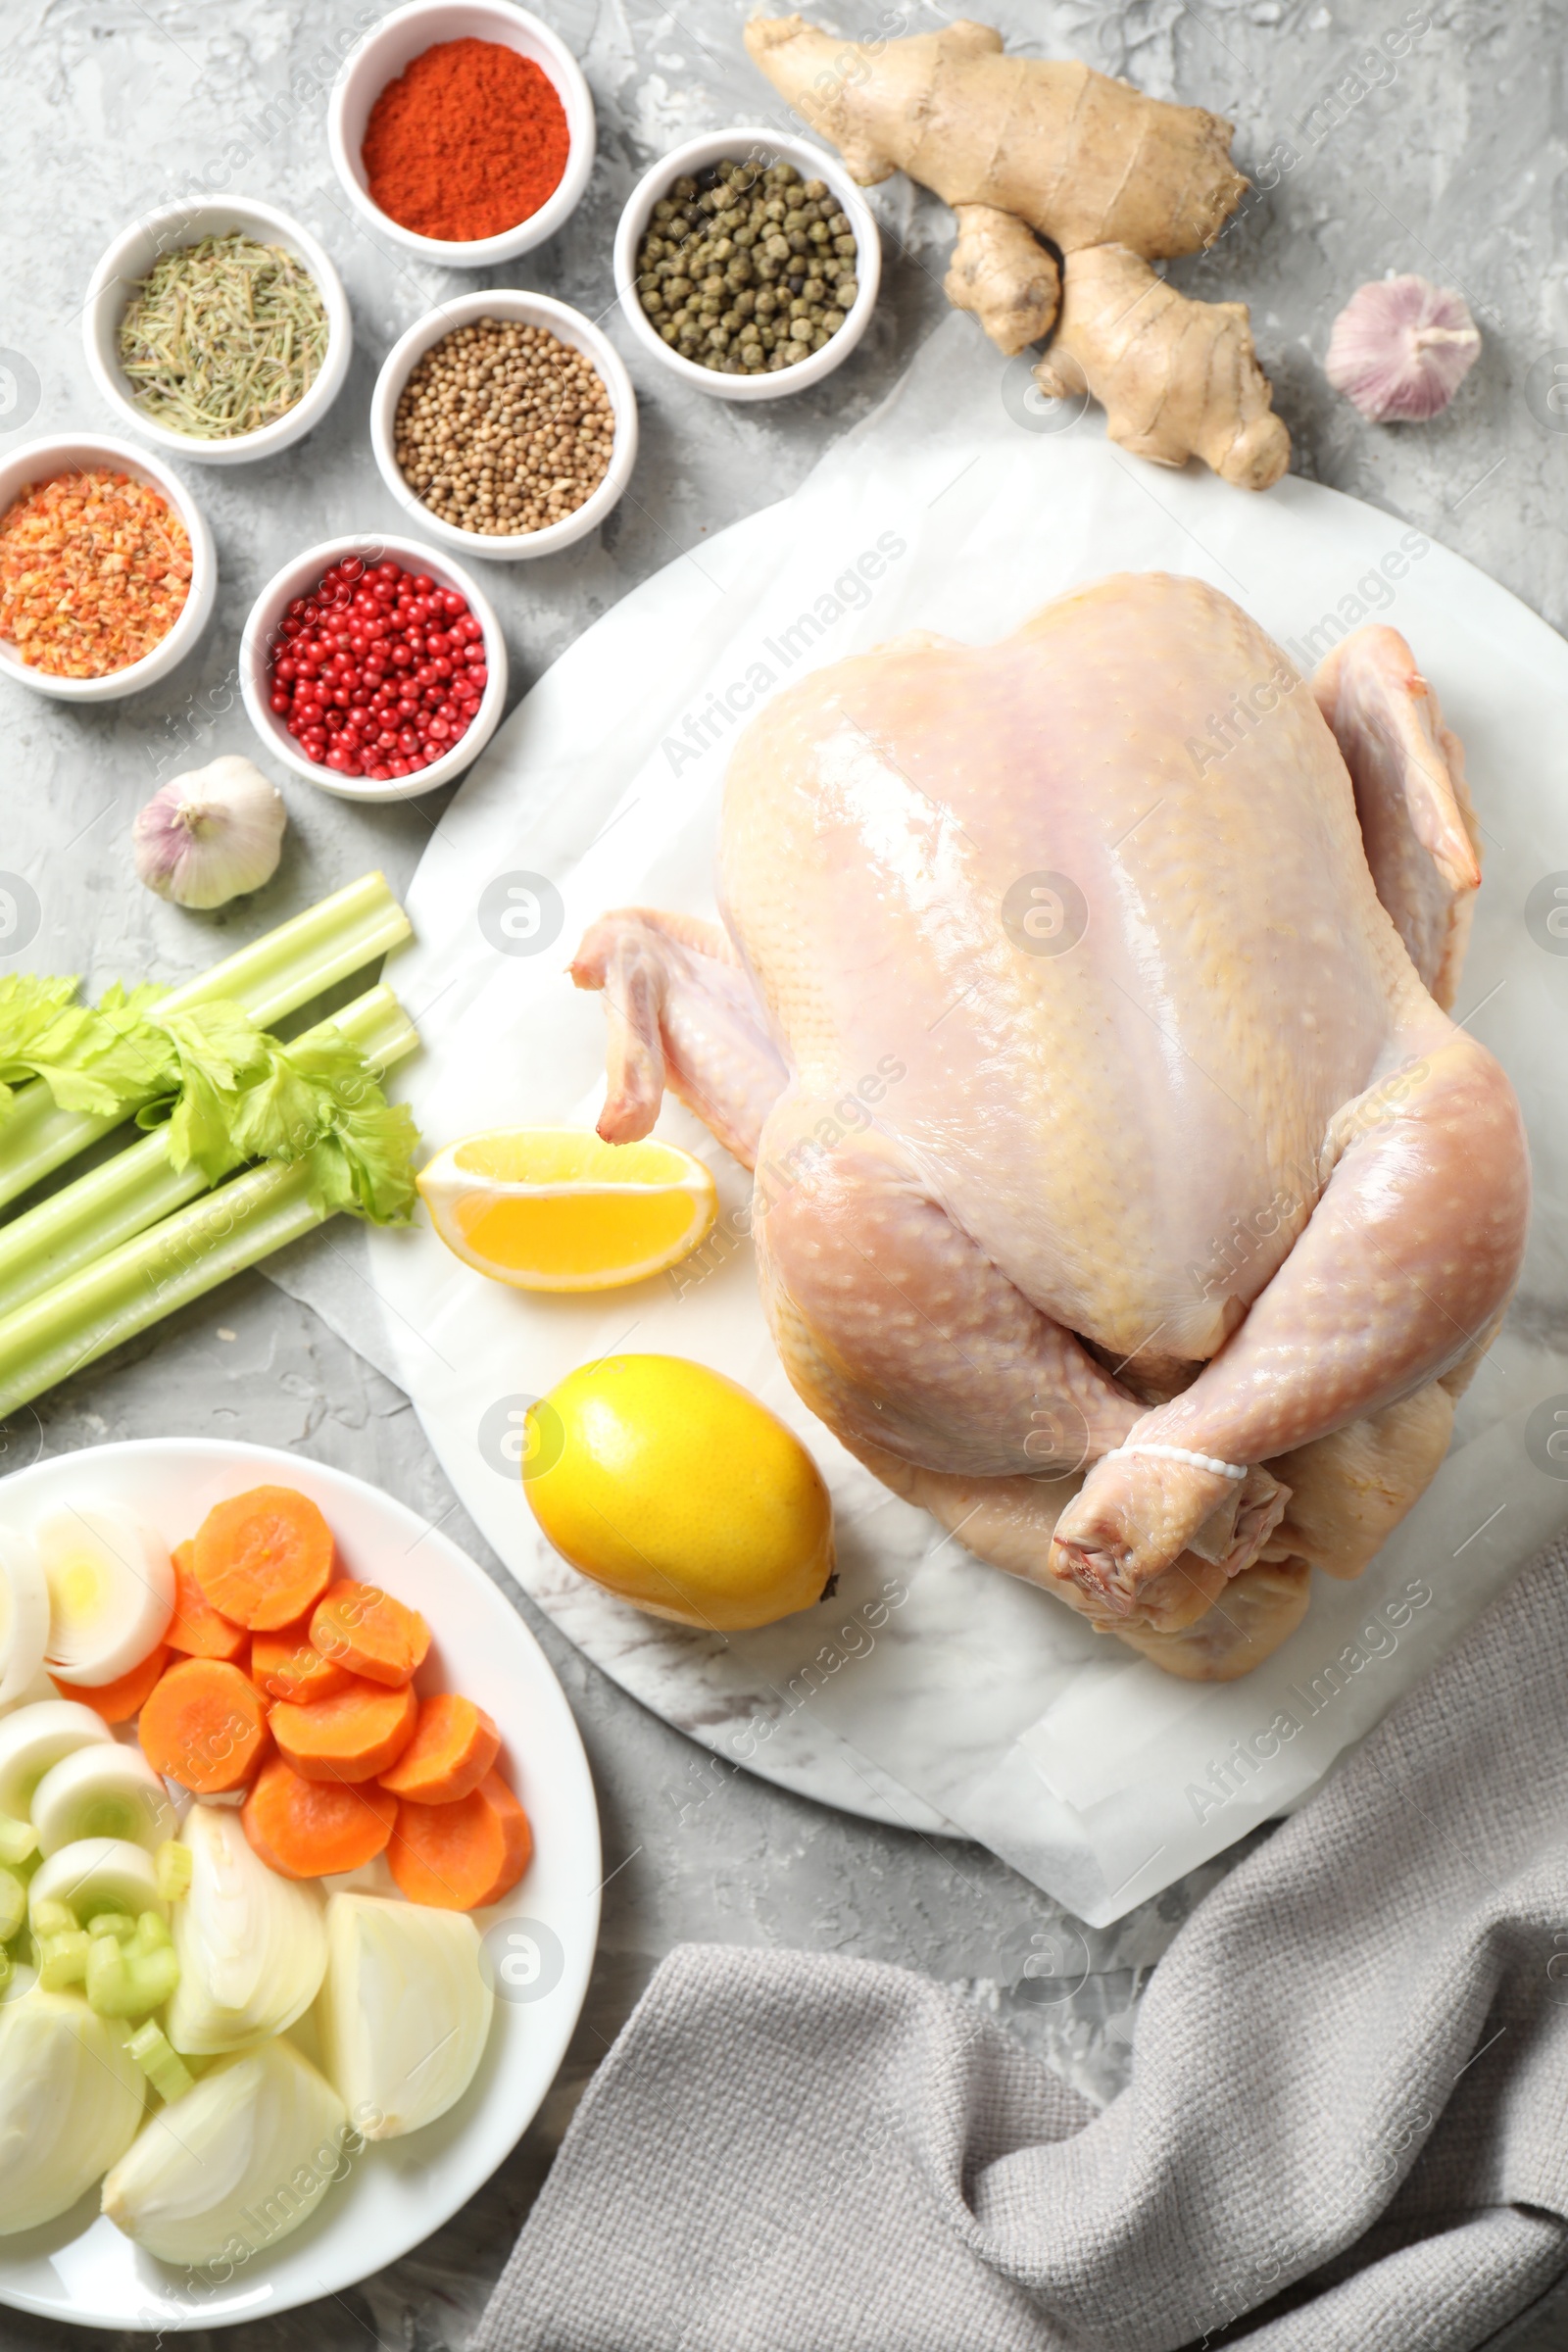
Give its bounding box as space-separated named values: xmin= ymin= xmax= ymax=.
xmin=224 ymin=1052 xmax=332 ymax=1166
xmin=141 ymin=1004 xmax=270 ymax=1184
xmin=0 ymin=975 xmax=167 ymax=1117
xmin=306 ymin=1100 xmax=420 ymax=1226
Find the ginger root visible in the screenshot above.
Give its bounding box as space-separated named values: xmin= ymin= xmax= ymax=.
xmin=1034 ymin=247 xmax=1291 ymax=492
xmin=744 ymin=16 xmax=1247 ymax=254
xmin=745 ymin=14 xmax=1290 ymax=490
xmin=945 ymin=206 xmax=1059 ymax=356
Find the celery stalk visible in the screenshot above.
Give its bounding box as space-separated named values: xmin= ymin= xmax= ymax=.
xmin=0 ymin=984 xmax=416 ymax=1321
xmin=0 ymin=1015 xmax=419 ymax=1417
xmin=0 ymin=872 xmax=411 ymax=1213
xmin=0 ymin=1162 xmax=329 ymax=1417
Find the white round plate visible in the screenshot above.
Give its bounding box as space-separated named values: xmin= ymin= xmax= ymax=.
xmin=351 ymin=318 xmax=1568 ymax=1917
xmin=0 ymin=1438 xmax=600 ymax=2331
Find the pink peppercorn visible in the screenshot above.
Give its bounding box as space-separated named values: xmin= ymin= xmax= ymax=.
xmin=267 ymin=557 xmax=487 ymax=780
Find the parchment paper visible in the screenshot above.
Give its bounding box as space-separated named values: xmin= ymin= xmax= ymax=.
xmin=280 ymin=314 xmax=1568 ymax=1923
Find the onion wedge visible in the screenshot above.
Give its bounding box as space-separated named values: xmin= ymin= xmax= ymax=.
xmin=103 ymin=2036 xmax=348 ymax=2265
xmin=316 ymin=1892 xmax=494 ymax=2138
xmin=0 ymin=1988 xmax=145 ymax=2234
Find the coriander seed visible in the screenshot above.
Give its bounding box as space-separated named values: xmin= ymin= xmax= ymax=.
xmin=393 ymin=318 xmax=616 ymax=538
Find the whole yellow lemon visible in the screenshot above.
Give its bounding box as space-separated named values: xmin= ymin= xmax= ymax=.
xmin=523 ymin=1354 xmax=834 ymax=1631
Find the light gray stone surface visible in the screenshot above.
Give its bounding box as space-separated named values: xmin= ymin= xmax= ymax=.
xmin=3 ymin=1 xmax=1564 ymax=2343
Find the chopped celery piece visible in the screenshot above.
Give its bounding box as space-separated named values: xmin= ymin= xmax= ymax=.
xmin=0 ymin=1813 xmax=36 ymax=1867
xmin=31 ymin=1896 xmax=78 ymax=1937
xmin=125 ymin=2021 xmax=195 ymax=2106
xmin=0 ymin=1867 xmax=24 ymax=1942
xmin=0 ymin=1945 xmax=9 ymax=1992
xmin=86 ymin=1912 xmax=179 ymax=2019
xmin=88 ymin=1912 xmax=137 ymax=1945
xmin=155 ymin=1839 xmax=192 ymax=1903
xmin=38 ymin=1926 xmax=89 ymax=1990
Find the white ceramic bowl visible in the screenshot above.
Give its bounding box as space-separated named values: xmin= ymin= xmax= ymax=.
xmin=0 ymin=434 xmax=216 ymax=704
xmin=328 ymin=0 xmax=596 ymax=267
xmin=370 ymin=291 xmax=639 ymax=562
xmin=82 ymin=197 xmax=353 ymax=466
xmin=240 ymin=532 xmax=509 ymax=802
xmin=613 ymin=126 xmax=881 ymax=403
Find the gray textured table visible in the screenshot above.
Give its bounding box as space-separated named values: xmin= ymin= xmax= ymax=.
xmin=4 ymin=2 xmax=1563 ymax=2344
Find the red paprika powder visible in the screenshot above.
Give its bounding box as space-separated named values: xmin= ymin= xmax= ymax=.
xmin=362 ymin=37 xmax=571 ymax=243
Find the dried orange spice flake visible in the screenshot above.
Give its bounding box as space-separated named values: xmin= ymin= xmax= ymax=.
xmin=0 ymin=468 xmax=192 ymax=678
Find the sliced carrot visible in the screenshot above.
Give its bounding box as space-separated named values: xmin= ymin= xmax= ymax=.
xmin=378 ymin=1693 xmax=501 ymax=1805
xmin=191 ymin=1486 xmax=335 ymax=1632
xmin=138 ymin=1657 xmax=269 ymax=1793
xmin=252 ymin=1618 xmax=353 ymax=1707
xmin=309 ymin=1582 xmax=430 ymax=1688
xmin=166 ymin=1538 xmax=249 ymax=1662
xmin=241 ymin=1756 xmax=397 ymax=1879
xmin=270 ymin=1675 xmax=417 ymax=1784
xmin=52 ymin=1642 xmax=171 ymax=1726
xmin=388 ymin=1770 xmax=532 ymax=1910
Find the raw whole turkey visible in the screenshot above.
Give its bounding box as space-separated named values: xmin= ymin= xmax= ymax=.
xmin=572 ymin=573 xmax=1530 ymax=1679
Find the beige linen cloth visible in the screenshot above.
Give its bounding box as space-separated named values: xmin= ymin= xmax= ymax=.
xmin=476 ymin=1542 xmax=1568 ymax=2352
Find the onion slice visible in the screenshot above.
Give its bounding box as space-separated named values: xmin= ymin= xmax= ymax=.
xmin=0 ymin=1698 xmax=112 ymax=1820
xmin=0 ymin=1528 xmax=48 ymax=1709
xmin=36 ymin=1506 xmax=174 ymax=1690
xmin=29 ymin=1838 xmax=167 ymax=1927
xmin=31 ymin=1744 xmax=175 ymax=1857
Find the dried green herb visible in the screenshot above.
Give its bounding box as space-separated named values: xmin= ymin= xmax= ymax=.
xmin=117 ymin=231 xmax=329 ymax=440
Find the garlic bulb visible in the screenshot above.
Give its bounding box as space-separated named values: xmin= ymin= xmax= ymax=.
xmin=1325 ymin=275 xmax=1481 ymax=422
xmin=132 ymin=757 xmax=286 ymax=909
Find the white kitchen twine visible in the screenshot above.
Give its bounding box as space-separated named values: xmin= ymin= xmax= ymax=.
xmin=1101 ymin=1443 xmax=1249 ymax=1482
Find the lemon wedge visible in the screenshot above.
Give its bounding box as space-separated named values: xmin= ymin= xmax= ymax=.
xmin=416 ymin=1128 xmax=719 ymax=1292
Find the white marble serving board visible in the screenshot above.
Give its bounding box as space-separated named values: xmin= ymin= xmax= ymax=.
xmin=286 ymin=316 xmax=1568 ymax=1924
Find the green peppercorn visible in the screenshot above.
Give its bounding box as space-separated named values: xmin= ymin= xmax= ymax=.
xmin=634 ymin=155 xmax=862 ymax=376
